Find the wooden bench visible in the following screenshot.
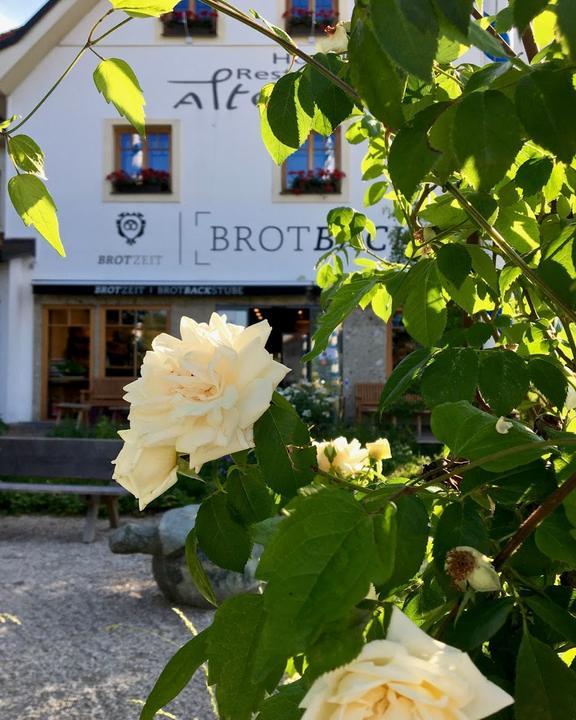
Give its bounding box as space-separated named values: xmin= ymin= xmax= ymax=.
xmin=81 ymin=377 xmax=133 ymax=421
xmin=355 ymin=383 xmax=385 ymax=422
xmin=0 ymin=437 xmax=127 ymax=543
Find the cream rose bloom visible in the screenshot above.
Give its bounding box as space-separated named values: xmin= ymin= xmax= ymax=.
xmin=316 ymin=22 xmax=349 ymax=54
xmin=112 ymin=429 xmax=178 ymax=510
xmin=113 ymin=313 xmax=288 ymax=508
xmin=300 ymin=608 xmax=513 ymax=720
xmin=315 ymin=437 xmax=370 ymax=477
xmin=366 ymin=438 xmax=392 ymax=461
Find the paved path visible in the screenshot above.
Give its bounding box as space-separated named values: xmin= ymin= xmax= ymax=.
xmin=0 ymin=516 xmax=215 ymax=720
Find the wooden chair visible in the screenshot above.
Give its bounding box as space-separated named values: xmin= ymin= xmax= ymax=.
xmin=355 ymin=383 xmax=385 ymax=422
xmin=81 ymin=377 xmax=134 ymax=420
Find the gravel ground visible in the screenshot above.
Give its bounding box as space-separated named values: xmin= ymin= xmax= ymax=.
xmin=0 ymin=515 xmax=216 ymax=720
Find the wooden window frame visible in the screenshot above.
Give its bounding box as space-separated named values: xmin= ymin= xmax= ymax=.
xmin=281 ymin=129 xmax=343 ymax=195
xmin=284 ymin=0 xmax=339 ymax=36
xmin=110 ymin=125 xmax=173 ymax=195
xmin=41 ymin=305 xmax=95 ymax=420
xmin=99 ymin=306 xmax=171 ymax=380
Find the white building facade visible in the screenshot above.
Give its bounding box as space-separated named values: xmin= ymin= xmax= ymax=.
xmin=0 ymin=0 xmax=400 ymax=422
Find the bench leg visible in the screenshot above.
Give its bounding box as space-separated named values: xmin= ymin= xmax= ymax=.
xmin=104 ymin=496 xmax=120 ymax=529
xmin=83 ymin=495 xmax=101 ymax=543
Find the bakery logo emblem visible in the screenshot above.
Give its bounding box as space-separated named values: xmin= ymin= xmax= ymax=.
xmin=117 ymin=212 xmax=146 ymax=245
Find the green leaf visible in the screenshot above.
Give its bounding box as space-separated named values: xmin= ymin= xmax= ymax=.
xmin=208 ymin=594 xmax=282 ymax=720
xmin=254 ymin=394 xmax=316 ymax=496
xmin=529 ymin=357 xmax=569 ymax=409
xmin=370 ymin=0 xmax=438 ymax=81
xmin=525 ymin=595 xmax=576 ymax=645
xmin=348 ymin=17 xmax=404 ymax=129
xmin=195 ymin=493 xmax=252 ymax=573
xmin=515 ymin=631 xmax=576 ymax=720
xmin=557 ymin=0 xmax=576 ymax=61
xmin=93 ymin=58 xmax=146 ymax=136
xmin=403 ymin=260 xmax=447 ymax=346
xmin=254 ymin=489 xmax=376 ymax=677
xmin=266 ymin=73 xmax=311 ymax=149
xmin=379 ymin=348 xmax=432 ymax=412
xmin=436 ymin=243 xmax=472 ymax=289
xmin=258 ymin=84 xmax=296 ymax=165
xmin=249 ymin=9 xmax=294 ymax=45
xmin=435 ymin=0 xmax=474 ymax=35
xmin=444 ymin=599 xmax=514 ymax=651
xmin=305 ymin=273 xmax=378 ymax=361
xmin=256 ymin=682 xmax=306 ymax=720
xmin=515 ymin=68 xmax=576 ymax=164
xmin=372 ymin=504 xmax=397 ymax=585
xmin=378 ymin=495 xmax=429 ymax=592
xmin=307 ymin=55 xmax=354 ymax=132
xmin=478 ymin=350 xmax=530 ymax=416
xmin=515 ymin=157 xmax=554 ymax=197
xmin=8 ymin=174 xmax=64 ymax=257
xmin=466 ymin=244 xmax=499 ymax=291
xmin=431 ymin=401 xmax=545 ymax=471
xmin=538 ymin=228 xmax=576 ymax=307
xmin=307 ymin=618 xmax=365 ymax=679
xmin=536 ymin=508 xmax=576 ymax=566
xmin=109 ymin=0 xmax=179 ymax=17
xmin=227 ymin=468 xmax=274 ymax=525
xmin=7 ymin=135 xmax=46 ymax=178
xmin=512 ymin=0 xmax=549 ymax=30
xmin=388 ymin=123 xmax=439 ymax=198
xmin=453 ymin=90 xmax=523 ymax=191
xmin=140 ymin=628 xmax=209 ymax=720
xmin=467 ymin=20 xmax=511 ymax=59
xmin=421 ymin=348 xmax=479 ymax=407
xmin=433 ymin=499 xmax=491 ymax=574
xmin=184 ymin=528 xmax=218 ymax=608
xmin=494 ymin=202 xmax=540 ymax=254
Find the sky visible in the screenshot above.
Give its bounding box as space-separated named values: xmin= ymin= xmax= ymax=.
xmin=0 ymin=0 xmax=45 ymax=32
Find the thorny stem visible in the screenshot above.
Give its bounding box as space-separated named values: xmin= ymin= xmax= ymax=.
xmin=445 ymin=182 xmax=576 ymax=326
xmin=494 ymin=473 xmax=576 ymax=568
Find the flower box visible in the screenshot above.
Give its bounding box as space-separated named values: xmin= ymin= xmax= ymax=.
xmin=161 ymin=10 xmax=218 ymax=36
xmin=285 ymin=169 xmax=345 ymax=195
xmin=284 ymin=8 xmax=338 ymax=35
xmin=106 ymin=169 xmax=171 ymax=194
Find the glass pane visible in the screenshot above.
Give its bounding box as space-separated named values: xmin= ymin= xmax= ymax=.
xmin=105 ymin=327 xmax=134 ymax=375
xmin=121 ymin=310 xmax=135 ymax=325
xmin=49 ymin=309 xmax=68 ymax=325
xmin=147 ymin=132 xmax=170 ymax=173
xmin=174 ymin=0 xmax=188 ymax=10
xmin=217 ymin=308 xmax=249 ymax=327
xmin=285 ymin=140 xmax=310 ymax=188
xmin=119 ymin=132 xmax=143 ymax=176
xmin=70 ymin=309 xmax=90 ymax=326
xmin=48 ymin=326 xmax=90 ymax=377
xmin=106 ymin=309 xmax=119 ymax=325
xmin=314 ymin=133 xmax=336 ymax=173
xmin=316 ymin=0 xmax=335 ymax=13
xmin=291 ymin=0 xmax=310 ymax=9
xmin=195 ymin=0 xmax=213 ymax=14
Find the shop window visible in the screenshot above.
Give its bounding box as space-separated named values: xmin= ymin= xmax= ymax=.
xmin=107 ymin=126 xmax=172 ymax=194
xmin=45 ymin=307 xmax=91 ymax=418
xmin=284 ymin=0 xmax=339 ymax=35
xmin=160 ymin=0 xmax=218 ymax=36
xmin=103 ymin=308 xmax=168 ymax=377
xmin=283 ymin=131 xmax=344 ymax=195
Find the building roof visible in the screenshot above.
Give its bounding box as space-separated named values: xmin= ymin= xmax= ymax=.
xmin=0 ymin=1 xmax=61 ymax=51
xmin=0 ymin=237 xmax=36 ymax=262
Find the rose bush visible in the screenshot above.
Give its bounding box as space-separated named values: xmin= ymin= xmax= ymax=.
xmin=300 ymin=608 xmax=513 ymax=720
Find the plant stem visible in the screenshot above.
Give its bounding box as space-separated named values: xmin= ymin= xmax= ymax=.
xmin=494 ymin=473 xmax=576 ymax=568
xmin=445 ymin=182 xmax=576 ymax=325
xmin=6 ymin=12 xmax=132 ymax=136
xmin=202 ymin=0 xmax=361 ymax=103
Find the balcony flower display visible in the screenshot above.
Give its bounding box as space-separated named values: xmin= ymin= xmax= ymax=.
xmin=160 ymin=8 xmax=218 ymax=36
xmin=106 ymin=169 xmax=171 ymax=194
xmin=283 ymin=7 xmax=339 ymax=34
xmin=286 ymin=168 xmax=345 ymax=195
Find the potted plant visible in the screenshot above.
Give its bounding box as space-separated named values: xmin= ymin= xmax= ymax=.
xmin=160 ymin=9 xmax=218 ymax=36
xmin=286 ymin=168 xmax=345 ymax=195
xmin=106 ymin=169 xmax=171 ymax=194
xmin=283 ymin=7 xmax=339 ymax=35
